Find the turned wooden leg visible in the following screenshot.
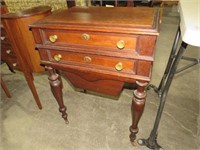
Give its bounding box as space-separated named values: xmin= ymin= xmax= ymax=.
xmin=55 ymin=69 xmax=63 ymax=89
xmin=24 ymin=72 xmax=42 ymax=109
xmin=46 ymin=66 xmax=69 ymax=124
xmin=130 ymin=81 xmax=148 ymax=145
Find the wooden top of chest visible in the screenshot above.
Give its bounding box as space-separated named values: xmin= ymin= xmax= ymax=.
xmin=30 ymin=7 xmax=159 ymax=35
xmin=1 ymin=6 xmax=51 ymax=19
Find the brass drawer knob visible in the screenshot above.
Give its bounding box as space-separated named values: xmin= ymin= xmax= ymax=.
xmin=116 ymin=40 xmax=125 ymax=49
xmin=82 ymin=33 xmax=90 ymax=40
xmin=53 ymin=54 xmax=62 ymax=62
xmin=49 ymin=35 xmax=58 ymax=43
xmin=12 ymin=63 xmax=17 ymax=67
xmin=83 ymin=56 xmax=92 ymax=62
xmin=1 ymin=36 xmax=5 ymax=41
xmin=115 ymin=62 xmax=123 ymax=71
xmin=6 ymin=50 xmax=11 ymax=54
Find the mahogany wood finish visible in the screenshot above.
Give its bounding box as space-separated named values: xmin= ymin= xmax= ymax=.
xmin=130 ymin=81 xmax=148 ymax=143
xmin=0 ymin=1 xmax=8 ymax=13
xmin=1 ymin=77 xmax=11 ymax=98
xmin=1 ymin=1 xmax=13 ymax=97
xmin=46 ymin=66 xmax=69 ymax=124
xmin=30 ymin=7 xmax=159 ymax=143
xmin=1 ymin=6 xmax=52 ymax=109
xmin=1 ymin=1 xmax=15 ymax=73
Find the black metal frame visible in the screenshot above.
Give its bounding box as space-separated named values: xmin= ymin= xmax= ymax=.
xmin=137 ymin=25 xmax=199 ymax=149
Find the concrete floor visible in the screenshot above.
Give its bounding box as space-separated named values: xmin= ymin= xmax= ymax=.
xmin=1 ymin=6 xmax=200 ymax=150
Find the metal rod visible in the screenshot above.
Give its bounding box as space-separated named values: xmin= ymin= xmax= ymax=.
xmin=157 ymin=26 xmax=181 ymax=94
xmin=181 ymin=56 xmax=200 ymax=62
xmin=176 ymin=61 xmax=198 ymax=73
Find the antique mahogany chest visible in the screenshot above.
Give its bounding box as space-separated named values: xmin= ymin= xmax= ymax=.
xmin=1 ymin=6 xmax=52 ymax=109
xmin=30 ymin=7 xmax=159 ymax=144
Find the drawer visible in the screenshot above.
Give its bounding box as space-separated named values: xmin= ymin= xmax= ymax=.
xmin=42 ymin=30 xmax=137 ymax=51
xmin=1 ymin=28 xmax=11 ymax=44
xmin=3 ymin=56 xmax=20 ymax=70
xmin=1 ymin=44 xmax=16 ymax=57
xmin=47 ymin=50 xmax=136 ymax=75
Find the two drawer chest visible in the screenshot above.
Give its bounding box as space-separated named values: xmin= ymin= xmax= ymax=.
xmin=30 ymin=7 xmax=159 ymax=144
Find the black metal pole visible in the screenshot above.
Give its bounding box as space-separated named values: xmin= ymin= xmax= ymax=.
xmin=157 ymin=26 xmax=181 ymax=95
xmin=138 ymin=41 xmax=188 ymax=150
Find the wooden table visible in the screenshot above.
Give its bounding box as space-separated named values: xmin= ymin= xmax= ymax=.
xmin=138 ymin=0 xmax=200 ymax=149
xmin=30 ymin=7 xmax=159 ymax=144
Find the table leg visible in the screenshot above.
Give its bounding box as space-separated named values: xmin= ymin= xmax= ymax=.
xmin=130 ymin=81 xmax=148 ymax=145
xmin=24 ymin=72 xmax=42 ymax=109
xmin=138 ymin=42 xmax=188 ymax=150
xmin=1 ymin=77 xmax=11 ymax=98
xmin=46 ymin=66 xmax=69 ymax=124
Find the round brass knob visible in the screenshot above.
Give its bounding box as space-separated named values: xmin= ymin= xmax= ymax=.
xmin=115 ymin=62 xmax=123 ymax=71
xmin=49 ymin=35 xmax=58 ymax=43
xmin=83 ymin=56 xmax=92 ymax=62
xmin=116 ymin=40 xmax=125 ymax=49
xmin=82 ymin=33 xmax=90 ymax=40
xmin=53 ymin=54 xmax=62 ymax=62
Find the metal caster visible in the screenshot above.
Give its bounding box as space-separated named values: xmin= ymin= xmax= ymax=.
xmin=137 ymin=138 xmax=164 ymax=150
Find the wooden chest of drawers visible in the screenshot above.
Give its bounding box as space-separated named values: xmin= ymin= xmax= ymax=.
xmin=1 ymin=26 xmax=21 ymax=71
xmin=1 ymin=6 xmax=52 ymax=109
xmin=30 ymin=7 xmax=159 ymax=144
xmin=0 ymin=4 xmax=19 ymax=72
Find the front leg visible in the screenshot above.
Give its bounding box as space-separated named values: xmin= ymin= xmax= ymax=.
xmin=130 ymin=81 xmax=148 ymax=145
xmin=46 ymin=66 xmax=69 ymax=124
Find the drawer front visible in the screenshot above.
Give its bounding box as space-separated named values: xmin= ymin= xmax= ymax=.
xmin=43 ymin=30 xmax=137 ymax=51
xmin=3 ymin=56 xmax=20 ymax=70
xmin=47 ymin=50 xmax=135 ymax=75
xmin=1 ymin=44 xmax=16 ymax=57
xmin=1 ymin=42 xmax=19 ymax=70
xmin=1 ymin=28 xmax=11 ymax=44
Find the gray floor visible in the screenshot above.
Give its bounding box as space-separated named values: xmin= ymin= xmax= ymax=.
xmin=1 ymin=6 xmax=200 ymax=150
